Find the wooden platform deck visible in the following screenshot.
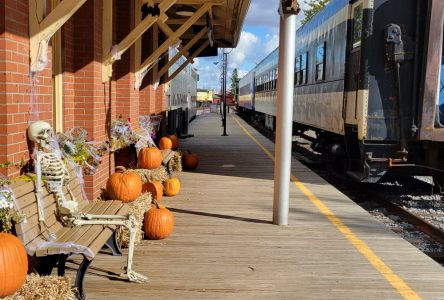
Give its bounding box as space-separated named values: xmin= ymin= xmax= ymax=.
xmin=70 ymin=111 xmax=444 ymax=299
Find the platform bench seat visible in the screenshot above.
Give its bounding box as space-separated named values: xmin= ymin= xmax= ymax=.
xmin=9 ymin=173 xmax=128 ymax=300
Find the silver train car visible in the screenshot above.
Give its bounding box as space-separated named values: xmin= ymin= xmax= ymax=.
xmin=166 ymin=48 xmax=198 ymax=136
xmin=239 ymin=0 xmax=444 ymax=190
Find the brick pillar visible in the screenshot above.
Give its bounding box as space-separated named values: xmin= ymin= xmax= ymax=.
xmin=67 ymin=1 xmax=114 ymax=199
xmin=0 ymin=0 xmax=53 ymax=177
xmin=115 ymin=0 xmax=139 ymax=129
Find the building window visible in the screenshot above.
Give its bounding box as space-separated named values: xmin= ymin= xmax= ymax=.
xmin=353 ymin=4 xmax=363 ymax=48
xmin=300 ymin=52 xmax=308 ymax=84
xmin=316 ymin=43 xmax=326 ymax=81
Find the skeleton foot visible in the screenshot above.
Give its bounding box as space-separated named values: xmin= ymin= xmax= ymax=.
xmin=119 ymin=269 xmax=148 ymax=283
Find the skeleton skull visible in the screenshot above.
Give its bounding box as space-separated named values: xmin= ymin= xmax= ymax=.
xmin=28 ymin=121 xmax=53 ymax=150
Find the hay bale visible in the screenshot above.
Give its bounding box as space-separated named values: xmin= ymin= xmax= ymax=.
xmin=167 ymin=151 xmax=182 ymax=173
xmin=4 ymin=274 xmax=75 ymax=300
xmin=116 ymin=192 xmax=152 ymax=248
xmin=132 ymin=167 xmax=169 ymax=183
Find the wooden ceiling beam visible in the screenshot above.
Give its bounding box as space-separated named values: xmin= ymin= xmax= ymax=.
xmin=29 ymin=0 xmax=88 ymax=72
xmin=157 ymin=14 xmax=190 ymax=57
xmin=152 ymin=0 xmax=224 ymax=4
xmin=102 ymin=0 xmax=177 ymax=82
xmin=166 ymin=40 xmax=210 ymax=83
xmin=157 ymin=27 xmax=207 ymax=80
xmin=135 ymin=1 xmax=212 ymax=89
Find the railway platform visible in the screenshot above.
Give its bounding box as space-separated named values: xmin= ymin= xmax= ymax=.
xmin=74 ymin=111 xmax=444 ymax=300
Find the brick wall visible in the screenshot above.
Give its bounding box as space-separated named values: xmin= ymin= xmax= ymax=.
xmin=0 ymin=0 xmax=170 ymax=199
xmin=115 ymin=0 xmax=139 ymax=129
xmin=0 ymin=0 xmax=53 ymax=177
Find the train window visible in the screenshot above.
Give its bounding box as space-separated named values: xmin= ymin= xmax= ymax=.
xmin=316 ymin=43 xmax=326 ymax=81
xmin=353 ymin=4 xmax=363 ymax=48
xmin=300 ymin=53 xmax=308 ymax=84
xmin=295 ymin=56 xmax=301 ymax=86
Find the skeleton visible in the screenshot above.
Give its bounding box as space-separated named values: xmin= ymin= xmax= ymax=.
xmin=28 ymin=121 xmax=147 ymax=283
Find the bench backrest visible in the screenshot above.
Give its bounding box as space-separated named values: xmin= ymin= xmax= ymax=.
xmin=10 ymin=170 xmax=88 ymax=248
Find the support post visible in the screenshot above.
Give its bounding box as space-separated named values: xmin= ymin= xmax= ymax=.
xmin=273 ymin=0 xmax=299 ymax=225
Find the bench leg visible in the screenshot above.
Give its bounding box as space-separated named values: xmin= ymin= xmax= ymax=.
xmin=57 ymin=254 xmax=69 ymax=276
xmin=34 ymin=256 xmax=58 ymax=276
xmin=75 ymin=256 xmax=91 ymax=300
xmin=104 ymin=231 xmax=122 ymax=256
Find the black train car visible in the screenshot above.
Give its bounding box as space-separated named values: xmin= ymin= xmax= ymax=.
xmin=239 ymin=0 xmax=444 ymax=190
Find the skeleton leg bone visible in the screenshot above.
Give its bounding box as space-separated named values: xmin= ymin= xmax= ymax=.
xmin=73 ymin=215 xmax=147 ymax=283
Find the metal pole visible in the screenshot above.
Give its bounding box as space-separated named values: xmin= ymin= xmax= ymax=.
xmin=222 ymin=52 xmax=228 ymax=136
xmin=273 ymin=1 xmax=298 ymax=225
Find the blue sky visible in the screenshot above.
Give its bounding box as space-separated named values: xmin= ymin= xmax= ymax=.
xmin=193 ymin=0 xmax=309 ymax=91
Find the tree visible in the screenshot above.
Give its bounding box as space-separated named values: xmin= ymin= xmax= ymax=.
xmin=230 ymin=68 xmax=239 ymax=97
xmin=301 ymin=0 xmax=330 ymax=25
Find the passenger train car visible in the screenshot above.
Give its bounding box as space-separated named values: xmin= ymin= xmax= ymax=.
xmin=165 ymin=47 xmax=198 ymax=136
xmin=239 ymin=0 xmax=444 ymax=189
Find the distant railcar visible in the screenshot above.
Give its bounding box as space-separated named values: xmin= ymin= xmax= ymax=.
xmin=239 ymin=0 xmax=444 ymax=190
xmin=166 ymin=48 xmax=198 ymax=136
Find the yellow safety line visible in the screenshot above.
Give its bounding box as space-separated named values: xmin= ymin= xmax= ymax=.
xmin=231 ymin=114 xmax=421 ymax=300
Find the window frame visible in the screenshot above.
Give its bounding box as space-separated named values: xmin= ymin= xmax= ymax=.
xmin=352 ymin=3 xmax=364 ymax=48
xmin=315 ymin=43 xmax=326 ymax=82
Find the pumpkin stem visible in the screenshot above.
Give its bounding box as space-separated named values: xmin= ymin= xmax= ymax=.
xmin=152 ymin=199 xmax=161 ymax=209
xmin=115 ymin=166 xmax=127 ymax=173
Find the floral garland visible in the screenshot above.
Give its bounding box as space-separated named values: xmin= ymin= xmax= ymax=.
xmin=110 ymin=118 xmax=138 ymax=152
xmin=134 ymin=115 xmax=160 ymax=152
xmin=0 ymin=183 xmax=20 ymax=232
xmin=57 ymin=127 xmax=109 ymax=175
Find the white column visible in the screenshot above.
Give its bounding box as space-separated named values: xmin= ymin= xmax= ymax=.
xmin=273 ymin=5 xmax=297 ymax=225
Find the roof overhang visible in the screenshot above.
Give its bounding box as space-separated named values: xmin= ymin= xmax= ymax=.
xmin=156 ymin=0 xmax=251 ymax=56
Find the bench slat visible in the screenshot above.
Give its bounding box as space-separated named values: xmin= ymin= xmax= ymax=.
xmin=41 ymin=201 xmax=126 ymax=258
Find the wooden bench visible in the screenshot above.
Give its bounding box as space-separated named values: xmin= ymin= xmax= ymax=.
xmin=10 ymin=172 xmax=129 ymax=300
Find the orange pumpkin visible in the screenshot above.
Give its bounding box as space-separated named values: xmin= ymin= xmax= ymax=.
xmin=142 ymin=181 xmax=163 ymax=201
xmin=106 ymin=167 xmax=142 ymax=202
xmin=167 ymin=135 xmax=179 ymax=150
xmin=0 ymin=233 xmax=28 ymax=297
xmin=159 ymin=137 xmax=173 ymax=150
xmin=144 ymin=200 xmax=174 ymax=240
xmin=138 ymin=147 xmax=162 ymax=169
xmin=164 ymin=178 xmax=181 ymax=196
xmin=183 ymin=151 xmax=199 ymax=170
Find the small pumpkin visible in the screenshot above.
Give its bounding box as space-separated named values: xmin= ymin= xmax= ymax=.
xmin=144 ymin=200 xmax=175 ymax=240
xmin=106 ymin=166 xmax=142 ymax=202
xmin=183 ymin=151 xmax=199 ymax=170
xmin=142 ymin=181 xmax=163 ymax=201
xmin=0 ymin=233 xmax=28 ymax=297
xmin=159 ymin=137 xmax=173 ymax=150
xmin=164 ymin=178 xmax=181 ymax=196
xmin=167 ymin=135 xmax=179 ymax=150
xmin=138 ymin=147 xmax=163 ymax=169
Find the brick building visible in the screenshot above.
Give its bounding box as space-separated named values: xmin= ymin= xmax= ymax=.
xmin=0 ymin=0 xmax=249 ymax=199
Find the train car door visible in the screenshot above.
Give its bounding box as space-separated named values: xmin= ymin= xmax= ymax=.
xmin=344 ymin=0 xmax=364 ymax=126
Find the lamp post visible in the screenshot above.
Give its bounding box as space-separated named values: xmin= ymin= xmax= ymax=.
xmin=221 ymin=51 xmax=228 ymax=136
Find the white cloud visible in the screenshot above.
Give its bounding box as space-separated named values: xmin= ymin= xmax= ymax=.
xmin=192 ymin=58 xmax=200 ymax=69
xmin=229 ymin=31 xmax=259 ymax=67
xmin=265 ymin=34 xmax=279 ymax=54
xmin=244 ymin=0 xmax=280 ymax=32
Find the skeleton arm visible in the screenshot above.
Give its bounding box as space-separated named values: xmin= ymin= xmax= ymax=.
xmin=35 ymin=151 xmax=46 ymax=223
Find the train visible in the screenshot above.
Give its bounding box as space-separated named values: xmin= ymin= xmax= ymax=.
xmin=238 ymin=0 xmax=444 ymax=191
xmin=165 ymin=47 xmax=198 ymax=136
